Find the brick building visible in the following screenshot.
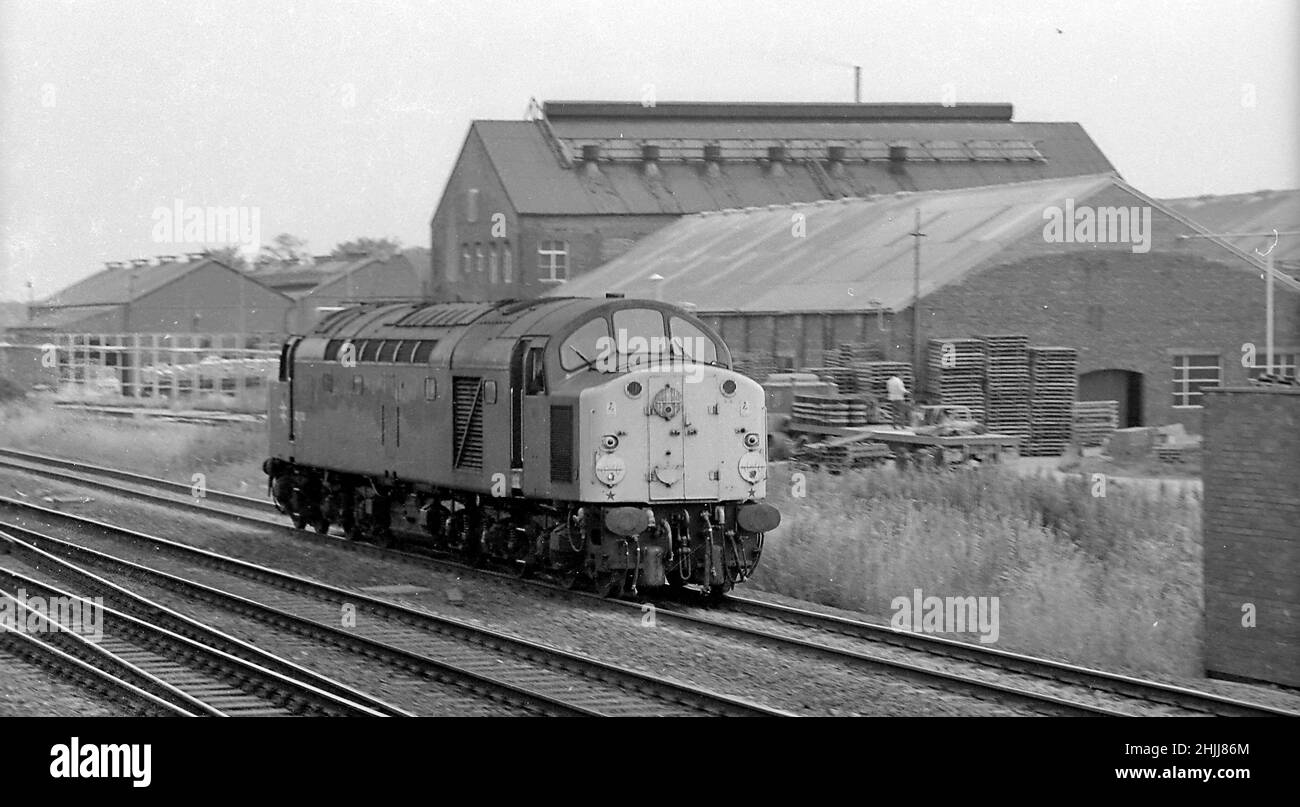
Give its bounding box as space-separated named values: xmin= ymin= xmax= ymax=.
xmin=428 ymin=100 xmax=1115 ymax=302
xmin=1201 ymin=385 xmax=1300 ymax=687
xmin=555 ymin=174 xmax=1300 ymax=432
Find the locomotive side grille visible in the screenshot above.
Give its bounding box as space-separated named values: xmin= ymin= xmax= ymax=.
xmin=550 ymin=405 xmax=574 ymax=483
xmin=453 ymin=377 xmax=484 ymax=469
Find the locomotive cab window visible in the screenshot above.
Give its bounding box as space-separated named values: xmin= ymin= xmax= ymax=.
xmin=525 ymin=347 xmax=546 ymax=394
xmin=669 ymin=316 xmax=720 ymax=364
xmin=612 ymin=308 xmax=668 ymax=371
xmin=560 ymin=317 xmax=611 ymax=371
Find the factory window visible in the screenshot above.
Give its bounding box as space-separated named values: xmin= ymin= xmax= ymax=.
xmin=1171 ymin=353 xmax=1221 ymax=408
xmin=465 ymin=188 xmax=479 ymax=223
xmin=424 ymin=377 xmax=438 ymax=400
xmin=377 ymin=340 xmax=400 ymax=363
xmin=538 ymin=240 xmax=569 ymax=283
xmin=502 ymin=243 xmax=513 ymax=284
xmin=488 ymin=245 xmax=499 ymax=284
xmin=359 ymin=340 xmax=381 ymax=363
xmin=321 ymin=373 xmax=333 ymax=394
xmin=1247 ymin=351 xmax=1298 ymax=380
xmin=482 ymin=380 xmax=498 ymax=404
xmin=461 ymin=245 xmax=471 ymax=276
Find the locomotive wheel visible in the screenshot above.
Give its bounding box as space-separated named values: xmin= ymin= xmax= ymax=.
xmin=561 ymin=566 xmax=587 ymax=590
xmin=313 ymin=517 xmax=331 ymax=535
xmin=703 ymin=582 xmax=733 ymax=602
xmin=291 ymin=511 xmax=308 ymax=530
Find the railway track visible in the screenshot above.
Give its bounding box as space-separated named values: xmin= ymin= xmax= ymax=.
xmin=0 ymin=559 xmax=386 ymax=717
xmin=0 ymin=498 xmax=788 ymax=717
xmin=2 ymin=447 xmax=1295 ymax=717
xmin=0 ymin=593 xmax=194 ymax=717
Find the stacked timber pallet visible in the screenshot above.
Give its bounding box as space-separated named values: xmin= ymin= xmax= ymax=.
xmin=1026 ymin=347 xmax=1078 ymax=456
xmin=853 ymin=361 xmax=914 ymax=424
xmin=978 ymin=334 xmax=1031 ymax=445
xmin=810 ymin=439 xmax=893 ymax=471
xmin=732 ymin=352 xmax=782 ymax=383
xmin=792 ymin=393 xmax=871 ymax=427
xmin=926 ymin=338 xmax=987 ymax=422
xmin=802 ymin=365 xmax=856 ymax=394
xmin=1073 ymin=400 xmax=1119 ymax=446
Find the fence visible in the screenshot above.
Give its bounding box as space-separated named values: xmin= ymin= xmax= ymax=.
xmin=0 ymin=332 xmax=281 ymax=413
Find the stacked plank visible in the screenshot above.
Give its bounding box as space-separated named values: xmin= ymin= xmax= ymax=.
xmin=731 ymin=352 xmax=782 ymax=383
xmin=1026 ymin=347 xmax=1078 ymax=456
xmin=926 ymin=338 xmax=987 ymax=418
xmin=1073 ymin=400 xmax=1119 ymax=446
xmin=978 ymin=334 xmax=1031 ymax=444
xmin=802 ymin=365 xmax=856 ymax=394
xmin=792 ymin=393 xmax=871 ymax=427
xmin=811 ymin=440 xmax=893 ymax=471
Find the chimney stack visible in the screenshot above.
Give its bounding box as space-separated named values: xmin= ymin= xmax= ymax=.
xmin=767 ymin=145 xmax=787 ymax=177
xmin=641 ymin=144 xmax=661 ymax=178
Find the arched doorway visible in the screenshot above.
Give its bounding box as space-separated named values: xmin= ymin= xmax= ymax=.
xmin=1079 ymin=369 xmax=1144 ymax=427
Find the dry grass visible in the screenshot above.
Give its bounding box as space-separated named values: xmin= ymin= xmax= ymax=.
xmin=0 ymin=401 xmax=267 ymax=493
xmin=755 ymin=464 xmax=1203 ymax=677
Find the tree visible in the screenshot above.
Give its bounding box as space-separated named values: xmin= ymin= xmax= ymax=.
xmin=332 ymin=237 xmax=402 ymax=260
xmin=258 ymin=233 xmax=311 ymax=267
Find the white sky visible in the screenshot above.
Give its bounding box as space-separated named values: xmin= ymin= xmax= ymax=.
xmin=1 ymin=0 xmax=1296 ymax=300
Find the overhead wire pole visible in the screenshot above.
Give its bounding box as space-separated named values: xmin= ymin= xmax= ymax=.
xmin=1176 ymin=229 xmax=1291 ymax=375
xmin=911 ymin=208 xmax=927 ymax=384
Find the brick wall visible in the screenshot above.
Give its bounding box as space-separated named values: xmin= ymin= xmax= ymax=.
xmin=1201 ymin=386 xmax=1300 ymax=687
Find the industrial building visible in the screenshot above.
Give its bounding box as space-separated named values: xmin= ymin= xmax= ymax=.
xmin=14 ymin=253 xmax=293 ymax=340
xmin=251 ymin=252 xmax=423 ymax=332
xmin=428 ymin=100 xmax=1116 ymax=301
xmin=555 ymin=174 xmax=1300 ymax=432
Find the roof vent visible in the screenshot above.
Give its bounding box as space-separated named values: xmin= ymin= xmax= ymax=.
xmin=767 ymin=145 xmax=787 ymax=177
xmin=104 ymin=261 xmax=123 ymax=270
xmin=642 ymin=144 xmax=661 ymax=178
xmin=888 ymin=144 xmax=909 ymax=162
xmin=186 ymin=251 xmax=207 ymax=261
xmin=156 ymin=254 xmax=177 ymax=264
xmin=131 ymin=258 xmax=151 ymax=268
xmin=702 ymin=143 xmax=722 ymax=177
xmin=581 ymin=144 xmax=601 ymax=178
xmin=827 ymin=145 xmax=847 ymax=178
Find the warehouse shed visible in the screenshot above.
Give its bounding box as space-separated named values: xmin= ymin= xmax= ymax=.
xmin=554 ymin=174 xmax=1300 ymax=432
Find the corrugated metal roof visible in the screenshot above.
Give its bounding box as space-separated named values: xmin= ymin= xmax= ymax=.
xmin=38 ymin=257 xmax=220 ymax=307
xmin=473 ymin=115 xmax=1116 ymax=216
xmin=1164 ymin=189 xmax=1300 ymax=273
xmin=549 ymin=175 xmax=1129 ymax=312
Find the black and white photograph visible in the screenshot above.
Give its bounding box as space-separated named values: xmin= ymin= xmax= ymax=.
xmin=0 ymin=0 xmax=1295 ymax=790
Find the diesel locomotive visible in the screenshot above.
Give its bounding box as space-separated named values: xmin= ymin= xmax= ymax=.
xmin=263 ymin=296 xmax=781 ymax=597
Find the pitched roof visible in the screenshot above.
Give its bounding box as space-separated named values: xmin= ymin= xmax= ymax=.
xmin=1163 ymin=189 xmax=1300 ymax=273
xmin=38 ymin=256 xmax=223 ymax=308
xmin=252 ymin=254 xmax=387 ymax=298
xmin=470 ymin=101 xmax=1116 ymax=216
xmin=551 ymin=174 xmax=1296 ymax=313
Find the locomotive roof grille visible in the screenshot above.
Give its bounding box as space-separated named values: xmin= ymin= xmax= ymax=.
xmin=392 ymin=302 xmax=500 ymax=327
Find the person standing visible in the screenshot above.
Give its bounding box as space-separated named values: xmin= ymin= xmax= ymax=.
xmin=886 ymin=375 xmax=909 ymax=429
